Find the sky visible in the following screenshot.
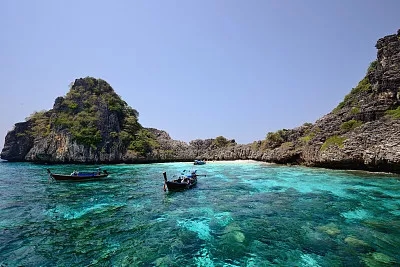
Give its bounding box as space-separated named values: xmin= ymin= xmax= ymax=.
xmin=1 ymin=0 xmax=399 ymax=150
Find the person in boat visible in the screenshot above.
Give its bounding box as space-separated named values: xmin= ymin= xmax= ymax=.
xmin=176 ymin=175 xmax=188 ymax=184
xmin=71 ymin=170 xmax=78 ymax=176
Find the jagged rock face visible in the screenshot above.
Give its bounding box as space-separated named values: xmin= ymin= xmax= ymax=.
xmin=2 ymin=30 xmax=400 ymax=174
xmin=145 ymin=128 xmax=196 ymax=161
xmin=374 ymin=30 xmax=400 ymax=89
xmin=23 ymin=130 xmax=126 ymax=163
xmin=181 ymin=30 xmax=400 ymax=173
xmin=1 ymin=78 xmax=138 ymax=163
xmin=1 ymin=122 xmax=34 ymax=161
xmin=240 ymin=29 xmax=400 ymax=173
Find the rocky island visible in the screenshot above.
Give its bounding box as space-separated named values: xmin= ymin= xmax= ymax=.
xmin=2 ymin=30 xmax=400 ymax=174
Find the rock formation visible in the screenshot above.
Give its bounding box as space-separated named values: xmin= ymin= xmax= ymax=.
xmin=2 ymin=30 xmax=400 ymax=173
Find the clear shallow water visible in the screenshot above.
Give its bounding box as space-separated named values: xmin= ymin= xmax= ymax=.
xmin=1 ymin=161 xmax=400 ymax=266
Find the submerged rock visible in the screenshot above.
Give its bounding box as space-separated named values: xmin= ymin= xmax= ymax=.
xmin=362 ymin=252 xmax=396 ymax=266
xmin=344 ymin=236 xmax=369 ymax=247
xmin=317 ymin=223 xmax=341 ymax=236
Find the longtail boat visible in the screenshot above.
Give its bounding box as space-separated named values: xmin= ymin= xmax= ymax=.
xmin=163 ymin=170 xmax=206 ymax=191
xmin=47 ymin=168 xmax=109 ymax=181
xmin=193 ymin=159 xmax=206 ymax=165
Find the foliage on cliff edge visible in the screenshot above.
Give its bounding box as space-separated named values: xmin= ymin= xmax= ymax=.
xmin=25 ymin=77 xmax=159 ymax=155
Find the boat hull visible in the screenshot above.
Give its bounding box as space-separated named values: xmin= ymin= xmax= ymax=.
xmin=50 ymin=173 xmax=108 ymax=181
xmin=163 ymin=171 xmax=199 ymax=191
xmin=47 ymin=169 xmax=109 ymax=181
xmin=165 ymin=179 xmax=197 ymax=191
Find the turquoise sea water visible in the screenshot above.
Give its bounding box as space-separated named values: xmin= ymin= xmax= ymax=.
xmin=1 ymin=161 xmax=400 ymax=266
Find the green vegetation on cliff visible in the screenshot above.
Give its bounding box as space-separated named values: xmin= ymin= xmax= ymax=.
xmin=300 ymin=133 xmax=315 ymax=144
xmin=385 ymin=107 xmax=400 ymax=119
xmin=340 ymin=119 xmax=363 ymax=132
xmin=321 ymin=135 xmax=346 ymax=151
xmin=299 ymin=126 xmax=320 ymax=145
xmin=367 ymin=60 xmax=378 ymax=73
xmin=26 ymin=110 xmax=51 ymax=138
xmin=264 ymin=129 xmax=288 ymax=148
xmin=212 ymin=136 xmax=235 ymax=148
xmin=127 ymin=129 xmax=160 ymax=156
xmin=53 ymin=78 xmax=133 ymax=147
xmin=334 ymin=76 xmax=372 ymax=112
xmin=350 ymin=107 xmax=360 ymax=114
xmin=26 ymin=77 xmax=159 ymax=154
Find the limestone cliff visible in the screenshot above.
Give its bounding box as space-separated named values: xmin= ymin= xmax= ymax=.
xmin=157 ymin=29 xmax=400 ymax=174
xmin=2 ymin=30 xmax=400 ymax=174
xmin=208 ymin=29 xmax=400 ymax=173
xmin=0 ymin=77 xmax=193 ymax=163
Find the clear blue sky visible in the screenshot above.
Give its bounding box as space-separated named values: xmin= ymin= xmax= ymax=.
xmin=1 ymin=1 xmax=399 ymax=150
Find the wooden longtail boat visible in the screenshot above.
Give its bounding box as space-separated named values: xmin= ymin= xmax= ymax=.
xmin=163 ymin=170 xmax=200 ymax=191
xmin=47 ymin=168 xmax=109 ymax=181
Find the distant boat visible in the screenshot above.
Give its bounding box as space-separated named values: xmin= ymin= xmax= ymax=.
xmin=47 ymin=168 xmax=109 ymax=181
xmin=194 ymin=159 xmax=206 ymax=165
xmin=163 ymin=170 xmax=201 ymax=191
